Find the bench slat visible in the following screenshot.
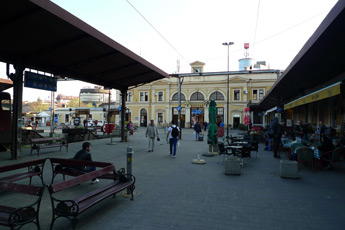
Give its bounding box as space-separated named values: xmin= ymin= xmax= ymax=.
xmin=50 ymin=158 xmax=112 ymax=168
xmin=77 ymin=181 xmax=134 ymax=214
xmin=0 ymin=159 xmax=45 ymax=173
xmin=0 ymin=171 xmax=41 ymax=183
xmin=0 ymin=182 xmax=43 ymax=196
xmin=50 ymin=165 xmax=115 ymax=193
xmin=74 ymin=181 xmax=119 ymax=203
xmin=40 ymin=144 xmax=65 ymax=148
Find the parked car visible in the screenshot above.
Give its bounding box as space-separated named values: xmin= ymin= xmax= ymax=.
xmin=88 ymin=120 xmax=94 ymax=127
xmin=96 ymin=120 xmax=104 ymax=127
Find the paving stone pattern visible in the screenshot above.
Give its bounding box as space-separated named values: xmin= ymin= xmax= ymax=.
xmin=0 ymin=128 xmax=345 ymax=230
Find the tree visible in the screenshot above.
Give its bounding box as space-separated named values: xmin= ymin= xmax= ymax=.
xmin=67 ymin=98 xmax=80 ymax=107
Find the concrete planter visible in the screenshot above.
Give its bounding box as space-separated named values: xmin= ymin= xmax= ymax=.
xmin=280 ymin=160 xmax=299 ymax=179
xmin=225 ymin=158 xmax=241 ymax=175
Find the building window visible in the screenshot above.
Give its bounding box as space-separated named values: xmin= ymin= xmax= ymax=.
xmin=253 ymin=90 xmax=258 ymax=100
xmin=253 ymin=89 xmax=265 ymax=101
xmin=193 ymin=67 xmax=201 ymax=73
xmin=259 ymin=89 xmax=264 ymax=100
xmin=127 ymin=92 xmax=133 ymax=102
xmin=209 ymin=92 xmax=225 ymax=101
xmin=172 ymin=93 xmax=186 ymax=101
xmin=140 ymin=92 xmax=149 ymax=102
xmin=234 ymin=89 xmax=240 ymax=101
xmin=190 ymin=92 xmax=204 ymax=101
xmin=158 ymin=113 xmax=163 ymax=123
xmin=158 ymin=91 xmax=164 ymax=102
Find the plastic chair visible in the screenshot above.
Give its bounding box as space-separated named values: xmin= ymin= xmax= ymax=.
xmin=320 ymin=147 xmax=345 ymax=171
xmin=238 ymin=144 xmax=251 ymax=167
xmin=217 ymin=143 xmax=231 ymax=163
xmin=296 ymin=147 xmax=315 ymax=171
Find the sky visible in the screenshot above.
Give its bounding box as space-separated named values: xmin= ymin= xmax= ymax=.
xmin=2 ymin=0 xmax=339 ymax=101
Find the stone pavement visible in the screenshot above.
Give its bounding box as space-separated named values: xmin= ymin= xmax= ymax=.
xmin=1 ymin=128 xmax=345 ymax=230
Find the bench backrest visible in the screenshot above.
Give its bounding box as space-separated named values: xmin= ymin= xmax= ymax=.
xmin=49 ymin=158 xmax=112 ymax=168
xmin=0 ymin=159 xmax=46 ymax=173
xmin=49 ymin=164 xmax=115 ymax=193
xmin=0 ymin=182 xmax=44 ymax=196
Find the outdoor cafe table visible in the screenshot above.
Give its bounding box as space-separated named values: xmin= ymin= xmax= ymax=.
xmin=226 ymin=145 xmax=243 ymax=156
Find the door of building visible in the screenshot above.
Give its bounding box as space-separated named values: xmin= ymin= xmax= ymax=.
xmin=140 ymin=108 xmax=147 ymax=127
xmin=233 ymin=117 xmax=240 ymax=129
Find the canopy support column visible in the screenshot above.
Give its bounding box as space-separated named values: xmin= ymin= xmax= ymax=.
xmin=8 ymin=63 xmax=24 ymax=160
xmin=120 ymin=89 xmax=127 ymax=142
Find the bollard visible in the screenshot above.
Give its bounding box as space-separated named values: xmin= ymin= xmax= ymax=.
xmin=126 ymin=146 xmax=133 ymax=195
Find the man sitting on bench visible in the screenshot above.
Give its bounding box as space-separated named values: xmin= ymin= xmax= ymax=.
xmin=73 ymin=142 xmax=99 ymax=184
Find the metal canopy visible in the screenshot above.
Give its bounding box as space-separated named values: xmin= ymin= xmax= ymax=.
xmin=0 ymin=0 xmax=169 ymax=91
xmin=258 ymin=0 xmax=345 ymax=111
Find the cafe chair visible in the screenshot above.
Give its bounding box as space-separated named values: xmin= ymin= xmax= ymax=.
xmin=296 ymin=147 xmax=315 ymax=171
xmin=217 ymin=143 xmax=231 ymax=163
xmin=320 ymin=147 xmax=345 ymax=171
xmin=238 ymin=144 xmax=251 ymax=167
xmin=249 ymin=140 xmax=259 ymax=158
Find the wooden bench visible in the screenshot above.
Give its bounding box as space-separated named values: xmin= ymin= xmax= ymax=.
xmin=30 ymin=137 xmax=68 ymax=156
xmin=47 ymin=161 xmax=135 ymax=230
xmin=49 ymin=158 xmax=121 ymax=184
xmin=0 ymin=159 xmax=46 ymax=185
xmin=0 ymin=159 xmax=46 ymax=229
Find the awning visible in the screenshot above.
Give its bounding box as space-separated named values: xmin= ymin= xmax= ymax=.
xmin=284 ymin=82 xmax=341 ymax=110
xmin=36 ymin=112 xmax=50 ymax=117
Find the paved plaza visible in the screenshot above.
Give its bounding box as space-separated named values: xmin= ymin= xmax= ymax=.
xmin=1 ymin=128 xmax=345 ymax=230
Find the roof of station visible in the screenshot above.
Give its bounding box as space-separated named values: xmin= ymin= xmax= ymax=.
xmin=0 ymin=0 xmax=169 ymax=91
xmin=258 ymin=1 xmax=345 ymax=111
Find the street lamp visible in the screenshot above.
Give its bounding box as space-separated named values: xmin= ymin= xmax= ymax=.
xmin=222 ymin=42 xmax=234 ymax=138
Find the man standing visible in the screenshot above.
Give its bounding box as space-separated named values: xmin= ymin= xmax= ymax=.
xmin=193 ymin=121 xmax=202 ymax=141
xmin=269 ymin=117 xmax=282 ymax=158
xmin=166 ymin=120 xmax=180 ymax=158
xmin=73 ymin=142 xmax=99 ymax=183
xmin=146 ymin=120 xmax=159 ymax=152
xmin=316 ymin=120 xmax=330 ymax=140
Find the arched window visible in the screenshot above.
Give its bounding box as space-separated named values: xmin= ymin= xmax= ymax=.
xmin=172 ymin=93 xmax=186 ymax=101
xmin=190 ymin=92 xmax=204 ymax=101
xmin=209 ymin=91 xmax=225 ymax=100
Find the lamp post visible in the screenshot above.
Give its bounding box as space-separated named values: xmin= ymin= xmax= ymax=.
xmin=222 ymin=42 xmax=234 ymax=138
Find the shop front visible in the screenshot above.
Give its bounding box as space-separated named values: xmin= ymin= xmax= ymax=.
xmin=172 ymin=107 xmax=185 ymax=128
xmin=190 ymin=107 xmax=204 ymax=128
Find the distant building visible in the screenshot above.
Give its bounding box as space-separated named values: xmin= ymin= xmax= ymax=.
xmin=116 ymin=61 xmax=282 ymax=128
xmin=56 ymin=94 xmax=78 ymax=104
xmin=79 ymin=86 xmax=110 ymax=105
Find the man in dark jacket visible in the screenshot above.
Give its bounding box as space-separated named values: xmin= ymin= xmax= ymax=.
xmin=269 ymin=117 xmax=283 ymax=158
xmin=193 ymin=121 xmax=202 ymax=141
xmin=73 ymin=142 xmax=99 ymax=183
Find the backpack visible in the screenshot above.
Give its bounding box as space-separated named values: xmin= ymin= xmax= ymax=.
xmin=171 ymin=126 xmax=179 ymax=138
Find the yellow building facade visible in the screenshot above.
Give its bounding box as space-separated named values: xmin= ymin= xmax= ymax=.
xmin=117 ymin=62 xmax=280 ymax=128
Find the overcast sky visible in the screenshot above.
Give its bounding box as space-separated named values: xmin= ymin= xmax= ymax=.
xmin=2 ymin=0 xmax=338 ymax=101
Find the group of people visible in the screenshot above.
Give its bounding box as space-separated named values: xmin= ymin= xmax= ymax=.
xmin=268 ymin=118 xmax=336 ymax=169
xmin=146 ymin=120 xmax=180 ymax=157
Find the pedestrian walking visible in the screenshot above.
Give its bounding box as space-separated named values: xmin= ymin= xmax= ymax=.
xmin=203 ymin=121 xmax=208 ymax=131
xmin=268 ymin=116 xmax=283 ymax=158
xmin=145 ymin=120 xmax=159 ymax=152
xmin=166 ymin=120 xmax=180 ymax=158
xmin=163 ymin=120 xmax=168 ymax=134
xmin=193 ymin=121 xmax=202 ymax=141
xmin=73 ymin=142 xmax=99 ymax=183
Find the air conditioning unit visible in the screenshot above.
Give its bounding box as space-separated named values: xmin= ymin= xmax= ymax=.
xmin=154 ymin=93 xmax=158 ymax=96
xmin=243 ymin=90 xmax=248 ymax=94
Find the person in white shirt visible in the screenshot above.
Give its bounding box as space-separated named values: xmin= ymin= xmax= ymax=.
xmin=166 ymin=120 xmax=180 ymax=158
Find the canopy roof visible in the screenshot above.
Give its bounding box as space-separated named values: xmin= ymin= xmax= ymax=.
xmin=0 ymin=0 xmax=169 ymax=91
xmin=36 ymin=111 xmax=50 ymax=117
xmin=258 ymin=1 xmax=345 ymax=111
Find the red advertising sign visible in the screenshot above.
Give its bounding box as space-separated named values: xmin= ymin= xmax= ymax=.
xmin=244 ymin=43 xmax=250 ymax=49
